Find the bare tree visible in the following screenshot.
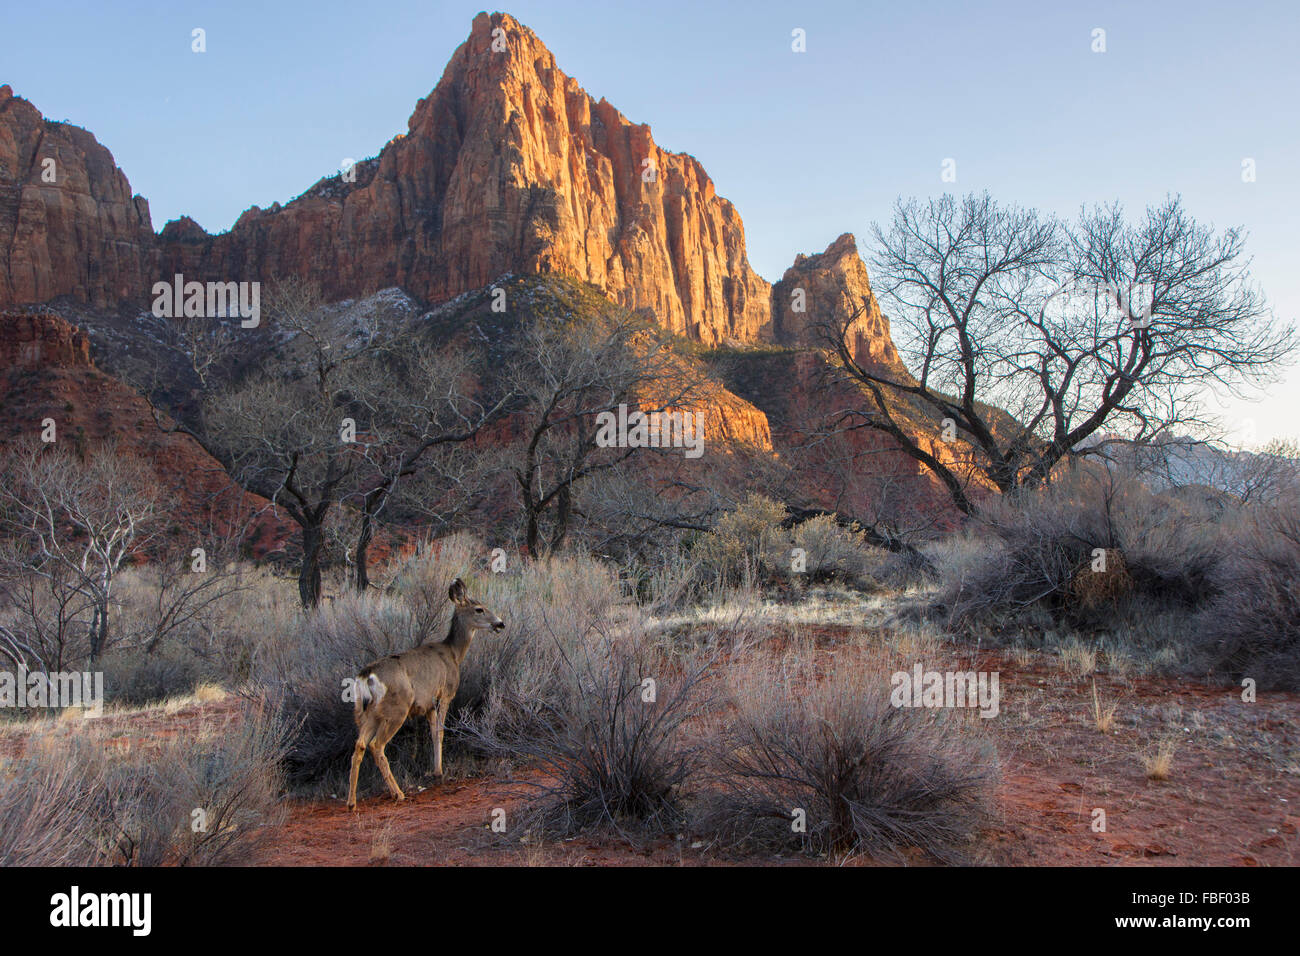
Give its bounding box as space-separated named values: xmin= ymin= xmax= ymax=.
xmin=0 ymin=444 xmax=159 ymax=666
xmin=344 ymin=341 xmax=507 ymax=591
xmin=179 ymin=278 xmax=378 ymax=608
xmin=503 ymin=311 xmax=708 ymax=556
xmin=826 ymin=193 xmax=1296 ymax=514
xmin=147 ymin=278 xmax=506 ymax=605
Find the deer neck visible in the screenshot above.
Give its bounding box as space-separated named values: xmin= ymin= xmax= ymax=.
xmin=442 ymin=611 xmax=474 ymax=664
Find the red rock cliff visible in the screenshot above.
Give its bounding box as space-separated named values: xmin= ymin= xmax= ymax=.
xmin=0 ymin=85 xmax=157 ymax=308
xmin=156 ymin=12 xmax=773 ymax=345
xmin=0 ymin=15 xmax=904 ymax=375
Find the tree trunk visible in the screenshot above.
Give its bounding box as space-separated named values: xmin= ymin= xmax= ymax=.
xmin=299 ymin=522 xmax=324 ymax=609
xmin=548 ymin=486 xmax=571 ymax=553
xmin=524 ymin=508 xmax=540 ymax=558
xmin=88 ymin=601 xmax=109 ymax=663
xmin=354 ymin=504 xmax=375 ymax=593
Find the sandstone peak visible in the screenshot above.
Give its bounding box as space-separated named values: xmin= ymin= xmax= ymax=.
xmin=0 ymin=13 xmax=904 ymax=377
xmin=795 ymin=232 xmax=860 ymax=266
xmin=160 ymin=216 xmax=208 ymax=242
xmin=148 ymin=10 xmax=776 ymax=346
xmin=773 ymin=234 xmax=902 ymax=372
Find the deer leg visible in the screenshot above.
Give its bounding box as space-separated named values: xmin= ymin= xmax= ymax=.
xmin=430 ymin=702 xmax=445 ymax=778
xmin=370 ymin=724 xmax=405 ymax=802
xmin=346 ymin=728 xmax=373 ymax=810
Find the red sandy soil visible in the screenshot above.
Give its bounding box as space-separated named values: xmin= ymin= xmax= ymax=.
xmin=258 ymin=638 xmax=1297 ymax=867
xmin=986 ymin=652 xmax=1299 ymax=866
xmin=3 ymin=636 xmax=1295 ymax=866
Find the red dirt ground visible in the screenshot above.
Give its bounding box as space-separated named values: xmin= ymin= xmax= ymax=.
xmin=4 ymin=640 xmax=1295 ymax=866
xmin=252 ymin=641 xmax=1297 ymax=867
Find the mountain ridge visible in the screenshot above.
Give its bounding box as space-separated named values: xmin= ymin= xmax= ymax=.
xmin=0 ymin=12 xmax=901 ymax=373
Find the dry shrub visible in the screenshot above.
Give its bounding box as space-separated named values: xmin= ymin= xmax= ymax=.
xmin=1067 ymin=548 xmax=1132 ymax=611
xmin=462 ymin=633 xmax=710 ymax=838
xmin=0 ymin=738 xmax=101 ymax=865
xmin=692 ymin=493 xmax=788 ymax=588
xmin=692 ymin=494 xmax=882 ymax=593
xmin=0 ymin=698 xmax=288 ymax=866
xmin=939 ymin=468 xmax=1224 ymax=630
xmin=1193 ymin=501 xmax=1300 ymax=689
xmin=788 ymin=513 xmax=882 ymax=586
xmin=699 ymin=653 xmax=995 ymax=861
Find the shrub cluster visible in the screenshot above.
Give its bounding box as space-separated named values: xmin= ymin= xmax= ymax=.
xmin=698 ymin=655 xmax=994 ymax=861
xmin=691 ymin=494 xmax=883 ymax=591
xmin=0 ymin=698 xmax=287 ymax=866
xmin=937 ymin=469 xmax=1223 ymax=629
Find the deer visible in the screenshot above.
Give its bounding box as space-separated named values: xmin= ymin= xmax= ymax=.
xmin=346 ymin=577 xmax=504 ymax=810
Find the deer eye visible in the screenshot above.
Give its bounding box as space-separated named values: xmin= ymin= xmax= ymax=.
xmin=476 ymin=608 xmax=484 ymax=613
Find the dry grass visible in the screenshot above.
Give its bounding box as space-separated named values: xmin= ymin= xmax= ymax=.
xmin=1058 ymin=639 xmax=1097 ymax=680
xmin=1091 ymin=680 xmax=1118 ymax=734
xmin=0 ymin=697 xmax=288 ymax=866
xmin=1143 ymin=738 xmax=1178 ymax=781
xmin=367 ymin=824 xmax=393 ymax=866
xmin=192 ymin=682 xmax=228 ymax=704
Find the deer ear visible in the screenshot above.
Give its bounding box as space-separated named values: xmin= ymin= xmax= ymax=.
xmin=448 ymin=578 xmax=466 ymax=604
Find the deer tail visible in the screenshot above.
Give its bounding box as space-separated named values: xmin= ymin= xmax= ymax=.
xmin=355 ymin=672 xmax=386 ymax=715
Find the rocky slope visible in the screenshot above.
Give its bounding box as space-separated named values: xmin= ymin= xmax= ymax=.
xmin=0 ymin=310 xmax=282 ymax=549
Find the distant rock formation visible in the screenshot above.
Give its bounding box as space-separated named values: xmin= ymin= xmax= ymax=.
xmin=0 ymin=309 xmax=92 ymax=368
xmin=0 ymin=84 xmax=157 ymax=308
xmin=772 ymin=233 xmax=903 ymax=372
xmin=0 ymin=14 xmax=904 ymax=374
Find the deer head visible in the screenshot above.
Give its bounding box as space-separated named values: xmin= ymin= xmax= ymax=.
xmin=448 ymin=577 xmax=505 ymax=633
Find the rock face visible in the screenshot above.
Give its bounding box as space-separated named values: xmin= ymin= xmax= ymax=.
xmin=155 ymin=12 xmax=772 ymax=345
xmin=0 ymin=14 xmax=903 ymax=372
xmin=0 ymin=310 xmax=93 ymax=368
xmin=771 ymin=233 xmax=902 ymax=372
xmin=0 ymin=85 xmax=157 ymax=308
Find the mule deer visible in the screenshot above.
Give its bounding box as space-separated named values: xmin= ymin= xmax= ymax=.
xmin=346 ymin=577 xmax=504 ymax=810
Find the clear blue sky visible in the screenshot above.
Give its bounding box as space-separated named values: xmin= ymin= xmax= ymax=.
xmin=4 ymin=0 xmax=1298 ymax=443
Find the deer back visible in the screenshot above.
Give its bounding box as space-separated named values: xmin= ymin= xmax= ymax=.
xmin=364 ymin=642 xmax=461 ymax=717
xmin=404 ymin=642 xmax=463 ymax=713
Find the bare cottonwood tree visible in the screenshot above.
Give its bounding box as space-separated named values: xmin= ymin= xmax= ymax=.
xmin=0 ymin=444 xmax=158 ymax=666
xmin=503 ymin=311 xmax=708 ymax=556
xmin=168 ymin=278 xmax=504 ymax=605
xmin=826 ymin=193 xmax=1296 ymax=514
xmin=344 ymin=341 xmax=507 ymax=591
xmin=0 ymin=443 xmax=248 ymax=670
xmin=179 ymin=278 xmax=380 ymax=608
